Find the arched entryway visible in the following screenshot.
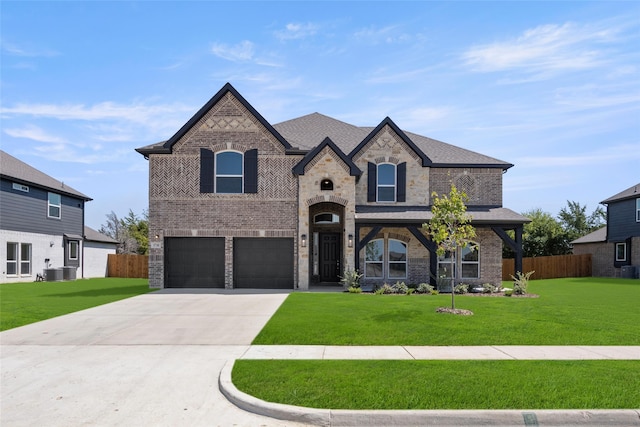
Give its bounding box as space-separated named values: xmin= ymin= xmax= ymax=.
xmin=309 ymin=202 xmax=345 ymax=284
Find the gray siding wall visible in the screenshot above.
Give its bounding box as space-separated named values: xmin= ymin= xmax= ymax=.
xmin=607 ymin=198 xmax=640 ymax=241
xmin=0 ymin=178 xmax=84 ymax=237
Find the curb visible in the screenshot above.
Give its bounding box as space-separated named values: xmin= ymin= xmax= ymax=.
xmin=219 ymin=360 xmax=640 ymax=426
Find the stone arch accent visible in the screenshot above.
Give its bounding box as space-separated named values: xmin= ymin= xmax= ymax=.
xmin=306 ymin=195 xmax=349 ymax=207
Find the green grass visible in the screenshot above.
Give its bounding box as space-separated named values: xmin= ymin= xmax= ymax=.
xmin=253 ymin=278 xmax=640 ymax=345
xmin=0 ymin=278 xmax=153 ymax=331
xmin=233 ymin=360 xmax=640 ymax=410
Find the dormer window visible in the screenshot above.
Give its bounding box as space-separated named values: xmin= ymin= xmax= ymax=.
xmin=320 ymin=179 xmax=333 ymax=191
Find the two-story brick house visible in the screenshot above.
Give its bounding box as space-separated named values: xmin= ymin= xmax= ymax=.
xmin=1 ymin=150 xmax=93 ymax=283
xmin=137 ymin=83 xmax=528 ymax=290
xmin=572 ymin=183 xmax=640 ymax=278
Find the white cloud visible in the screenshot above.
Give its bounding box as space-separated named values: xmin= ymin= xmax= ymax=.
xmin=461 ymin=22 xmax=619 ymax=77
xmin=1 ymin=40 xmax=58 ymax=57
xmin=3 ymin=125 xmax=65 ymax=143
xmin=211 ymin=40 xmax=255 ymax=62
xmin=353 ymin=25 xmax=414 ymax=45
xmin=274 ymin=23 xmax=320 ymax=40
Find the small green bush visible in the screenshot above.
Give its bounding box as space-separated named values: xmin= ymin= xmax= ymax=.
xmin=430 ymin=289 xmax=440 ymax=295
xmin=482 ymin=283 xmax=497 ymax=294
xmin=375 ymin=283 xmax=394 ymax=295
xmin=340 ymin=269 xmax=363 ymax=289
xmin=511 ymin=271 xmax=535 ymax=295
xmin=348 ymin=286 xmax=362 ymax=293
xmin=454 ymin=283 xmax=469 ymax=294
xmin=416 ymin=283 xmax=434 ymax=294
xmin=392 ymin=281 xmax=409 ymax=294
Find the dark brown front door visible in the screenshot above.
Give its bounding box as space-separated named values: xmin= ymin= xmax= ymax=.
xmin=320 ymin=233 xmax=340 ymax=282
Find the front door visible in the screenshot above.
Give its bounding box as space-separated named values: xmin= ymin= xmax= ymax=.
xmin=320 ymin=233 xmax=340 ymax=282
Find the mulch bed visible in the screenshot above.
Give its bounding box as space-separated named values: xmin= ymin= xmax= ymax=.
xmin=436 ymin=307 xmax=474 ymax=316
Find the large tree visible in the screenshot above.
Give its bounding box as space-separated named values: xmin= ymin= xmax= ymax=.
xmin=423 ymin=185 xmax=476 ymax=310
xmin=520 ymin=208 xmax=569 ymax=257
xmin=558 ymin=201 xmax=606 ymax=243
xmin=99 ymin=209 xmax=148 ymax=255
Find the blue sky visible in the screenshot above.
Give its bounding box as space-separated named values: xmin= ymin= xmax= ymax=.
xmin=2 ymin=1 xmax=639 ymax=230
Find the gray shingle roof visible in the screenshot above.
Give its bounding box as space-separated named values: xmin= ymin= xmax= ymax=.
xmin=571 ymin=226 xmax=607 ymax=244
xmin=84 ymin=225 xmax=119 ymax=244
xmin=0 ymin=150 xmax=91 ymax=200
xmin=355 ymin=206 xmax=529 ymax=224
xmin=601 ymin=183 xmax=640 ymax=204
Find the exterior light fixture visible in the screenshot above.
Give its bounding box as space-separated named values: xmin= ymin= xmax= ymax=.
xmin=348 ymin=234 xmax=353 ymax=248
xmin=301 ymin=234 xmax=307 ymax=247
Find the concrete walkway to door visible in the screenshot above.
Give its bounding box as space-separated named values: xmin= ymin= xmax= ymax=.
xmin=0 ymin=289 xmax=308 ymax=427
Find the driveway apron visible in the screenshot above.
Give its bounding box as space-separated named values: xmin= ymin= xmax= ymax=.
xmin=0 ymin=289 xmax=306 ymax=427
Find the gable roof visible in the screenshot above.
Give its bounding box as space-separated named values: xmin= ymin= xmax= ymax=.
xmin=0 ymin=150 xmax=92 ymax=201
xmin=571 ymin=226 xmax=607 ymax=244
xmin=348 ymin=117 xmax=432 ymax=166
xmin=84 ymin=225 xmax=119 ymax=244
xmin=292 ymin=137 xmax=361 ymax=176
xmin=601 ymin=183 xmax=640 ymax=204
xmin=136 ymin=82 xmax=291 ymax=156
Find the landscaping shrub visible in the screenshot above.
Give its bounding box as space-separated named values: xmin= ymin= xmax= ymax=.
xmin=511 ymin=271 xmax=535 ymax=295
xmin=454 ymin=283 xmax=469 ymax=294
xmin=416 ymin=283 xmax=434 ymax=294
xmin=482 ymin=283 xmax=497 ymax=294
xmin=340 ymin=269 xmax=363 ymax=290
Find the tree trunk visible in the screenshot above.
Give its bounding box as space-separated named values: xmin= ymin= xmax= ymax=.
xmin=450 ymin=251 xmax=456 ymax=309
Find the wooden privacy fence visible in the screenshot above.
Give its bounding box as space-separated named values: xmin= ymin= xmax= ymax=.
xmin=502 ymin=254 xmax=592 ymax=281
xmin=107 ymin=254 xmax=148 ymax=278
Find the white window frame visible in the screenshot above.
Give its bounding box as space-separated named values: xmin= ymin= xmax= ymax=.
xmin=68 ymin=240 xmax=79 ymax=260
xmin=215 ymin=150 xmax=244 ymax=194
xmin=48 ymin=192 xmax=61 ymax=219
xmin=376 ymin=163 xmax=396 ymax=203
xmin=437 ymin=251 xmax=455 ymax=279
xmin=6 ymin=242 xmax=18 ymax=276
xmin=20 ymin=243 xmax=32 ymax=276
xmin=460 ymin=244 xmax=480 ymax=279
xmin=387 ymin=239 xmax=407 ymax=279
xmin=636 ymin=198 xmax=640 ymax=222
xmin=615 ymin=242 xmax=627 ymax=262
xmin=364 ymin=238 xmax=384 ymax=278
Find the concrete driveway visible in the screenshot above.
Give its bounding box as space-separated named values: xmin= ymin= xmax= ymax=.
xmin=0 ymin=289 xmax=308 ymax=427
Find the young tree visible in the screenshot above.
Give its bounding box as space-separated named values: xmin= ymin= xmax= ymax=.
xmin=423 ymin=185 xmax=476 ymax=310
xmin=99 ymin=209 xmax=149 ymax=255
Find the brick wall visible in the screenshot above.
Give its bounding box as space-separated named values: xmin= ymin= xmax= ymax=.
xmin=429 ymin=168 xmax=503 ymax=206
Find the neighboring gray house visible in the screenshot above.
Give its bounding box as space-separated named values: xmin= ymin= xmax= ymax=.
xmin=0 ymin=150 xmax=93 ymax=283
xmin=137 ymin=83 xmax=529 ymax=290
xmin=83 ymin=225 xmax=118 ymax=278
xmin=573 ymin=183 xmax=640 ymax=278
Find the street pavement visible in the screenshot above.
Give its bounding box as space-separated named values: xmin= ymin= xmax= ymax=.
xmin=1 ymin=288 xmax=638 ymax=427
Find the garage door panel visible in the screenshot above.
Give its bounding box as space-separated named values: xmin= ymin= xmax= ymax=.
xmin=234 ymin=238 xmax=293 ymax=289
xmin=165 ymin=238 xmax=225 ymax=288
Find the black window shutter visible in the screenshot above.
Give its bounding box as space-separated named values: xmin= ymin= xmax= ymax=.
xmin=200 ymin=148 xmax=214 ymax=193
xmin=397 ymin=162 xmax=406 ymax=202
xmin=244 ymin=149 xmax=258 ymax=193
xmin=367 ymin=162 xmax=376 ymax=202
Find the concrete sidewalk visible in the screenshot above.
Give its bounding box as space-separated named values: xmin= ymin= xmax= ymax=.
xmin=241 ymin=344 xmax=640 ymax=360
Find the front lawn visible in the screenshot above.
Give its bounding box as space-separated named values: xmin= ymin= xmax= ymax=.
xmin=0 ymin=278 xmax=153 ymax=331
xmin=253 ymin=278 xmax=640 ymax=345
xmin=233 ymin=360 xmax=640 ymax=410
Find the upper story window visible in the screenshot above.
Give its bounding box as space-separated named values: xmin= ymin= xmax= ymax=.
xmin=377 ymin=163 xmax=396 ymax=202
xmin=48 ymin=192 xmax=61 ymax=219
xmin=636 ymin=198 xmax=639 ymax=222
xmin=215 ymin=151 xmax=243 ymax=193
xmin=314 ymin=213 xmax=340 ymax=224
xmin=200 ymin=148 xmax=258 ymax=194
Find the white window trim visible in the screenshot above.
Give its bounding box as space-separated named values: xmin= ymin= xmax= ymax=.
xmin=6 ymin=242 xmax=18 ymax=276
xmin=215 ymin=150 xmax=244 ymax=194
xmin=68 ymin=241 xmax=79 ymax=260
xmin=615 ymin=242 xmax=627 ymax=262
xmin=636 ymin=198 xmax=640 ymax=222
xmin=437 ymin=251 xmax=455 ymax=279
xmin=388 ymin=239 xmax=407 ymax=279
xmin=364 ymin=238 xmax=384 ymax=278
xmin=376 ymin=163 xmax=396 ymax=203
xmin=48 ymin=192 xmax=61 ymax=219
xmin=20 ymin=243 xmax=32 ymax=276
xmin=460 ymin=244 xmax=480 ymax=279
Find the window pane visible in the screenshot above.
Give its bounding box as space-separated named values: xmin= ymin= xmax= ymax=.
xmin=7 ymin=243 xmax=18 ymax=261
xmin=462 ymin=264 xmax=479 ymax=278
xmin=20 ymin=261 xmax=30 ymax=275
xmin=377 ymin=164 xmax=395 ymax=185
xmin=616 ymin=243 xmax=626 ymax=261
xmin=48 ymin=192 xmax=61 ymax=205
xmin=216 ymin=177 xmax=242 ymax=193
xmin=314 ymin=213 xmax=339 ymax=224
xmin=461 ymin=246 xmax=478 ymax=262
xmin=378 ymin=187 xmax=395 ymax=202
xmin=437 ymin=264 xmax=453 ymax=279
xmin=21 ymin=243 xmax=30 ymax=260
xmin=365 ymin=262 xmax=383 ymax=278
xmin=388 ymin=240 xmax=406 ymax=261
xmin=69 ymin=241 xmax=78 ymax=259
xmin=216 ymin=152 xmax=243 ymax=175
xmin=365 ymin=240 xmax=384 ymax=262
xmin=389 ymin=263 xmax=406 ymax=278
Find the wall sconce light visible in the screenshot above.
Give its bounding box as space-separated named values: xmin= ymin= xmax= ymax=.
xmin=49 ymin=241 xmax=55 ymax=247
xmin=301 ymin=234 xmax=307 ymax=248
xmin=154 ymin=234 xmax=160 ymax=240
xmin=348 ymin=234 xmax=354 ymax=248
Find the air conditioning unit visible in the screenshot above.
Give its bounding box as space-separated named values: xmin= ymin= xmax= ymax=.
xmin=620 ymin=265 xmax=637 ymax=279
